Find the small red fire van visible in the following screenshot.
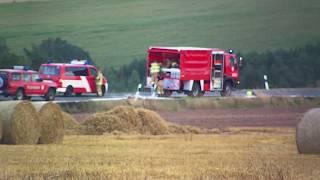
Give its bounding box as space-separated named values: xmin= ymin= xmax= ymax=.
xmin=39 ymin=60 xmax=108 ymax=97
xmin=0 ymin=67 xmax=57 ymax=101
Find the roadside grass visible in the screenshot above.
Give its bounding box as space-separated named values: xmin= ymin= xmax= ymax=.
xmin=0 ymin=0 xmax=319 ymax=67
xmin=0 ymin=128 xmax=319 ymax=179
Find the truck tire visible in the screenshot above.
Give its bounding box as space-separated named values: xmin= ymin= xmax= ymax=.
xmin=164 ymin=90 xmax=172 ymax=97
xmin=45 ymin=88 xmax=56 ymax=101
xmin=188 ymin=82 xmax=201 ymax=97
xmin=15 ymin=88 xmax=25 ymax=100
xmin=64 ymin=86 xmax=73 ymax=97
xmin=221 ymin=81 xmax=232 ymax=96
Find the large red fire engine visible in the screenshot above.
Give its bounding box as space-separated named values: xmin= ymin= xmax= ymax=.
xmin=39 ymin=60 xmax=108 ymax=97
xmin=146 ymin=47 xmax=241 ymax=97
xmin=0 ymin=66 xmax=57 ymax=100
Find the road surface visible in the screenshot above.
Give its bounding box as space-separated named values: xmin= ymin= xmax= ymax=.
xmin=0 ymin=88 xmax=319 ymax=102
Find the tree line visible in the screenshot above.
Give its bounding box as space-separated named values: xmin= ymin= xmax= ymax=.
xmin=239 ymin=42 xmax=320 ymax=89
xmin=0 ymin=38 xmax=91 ymax=70
xmin=0 ymin=37 xmax=319 ymax=91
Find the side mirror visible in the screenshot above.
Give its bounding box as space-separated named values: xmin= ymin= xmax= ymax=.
xmin=239 ymin=57 xmax=243 ymax=67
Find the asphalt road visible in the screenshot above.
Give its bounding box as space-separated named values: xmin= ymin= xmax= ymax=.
xmin=0 ymin=88 xmax=319 ymax=102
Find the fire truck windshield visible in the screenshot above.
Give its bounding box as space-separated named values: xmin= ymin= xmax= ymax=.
xmin=40 ymin=65 xmax=60 ymax=75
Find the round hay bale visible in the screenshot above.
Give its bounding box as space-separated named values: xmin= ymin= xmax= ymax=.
xmin=0 ymin=101 xmax=40 ymax=144
xmin=296 ymin=108 xmax=320 ymax=154
xmin=136 ymin=108 xmax=168 ymax=135
xmin=34 ymin=102 xmax=64 ymax=144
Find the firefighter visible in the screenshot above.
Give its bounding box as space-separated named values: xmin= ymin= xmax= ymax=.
xmin=150 ymin=61 xmax=162 ymax=95
xmin=171 ymin=60 xmax=179 ymax=68
xmin=96 ymin=70 xmax=104 ymax=96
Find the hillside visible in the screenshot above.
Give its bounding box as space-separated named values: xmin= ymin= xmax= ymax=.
xmin=0 ymin=0 xmax=319 ymax=68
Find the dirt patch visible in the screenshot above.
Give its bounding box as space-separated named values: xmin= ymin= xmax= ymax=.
xmin=72 ymin=106 xmax=312 ymax=131
xmin=158 ymin=107 xmax=310 ymax=129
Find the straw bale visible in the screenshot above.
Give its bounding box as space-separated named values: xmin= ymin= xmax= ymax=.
xmin=296 ymin=108 xmax=320 ymax=154
xmin=34 ymin=102 xmax=64 ymax=144
xmin=62 ymin=111 xmax=79 ymax=129
xmin=0 ymin=101 xmax=40 ymax=144
xmin=108 ymin=106 xmax=142 ymax=132
xmin=84 ymin=113 xmax=127 ymax=135
xmin=135 ymin=108 xmax=169 ymax=135
xmin=62 ymin=112 xmax=87 ymax=135
xmin=168 ymin=123 xmax=205 ymax=134
xmin=83 ymin=106 xmax=210 ymax=135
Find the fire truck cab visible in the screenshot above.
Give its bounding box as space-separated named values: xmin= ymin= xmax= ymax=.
xmin=0 ymin=66 xmax=57 ymax=101
xmin=39 ymin=60 xmax=108 ymax=97
xmin=146 ymin=47 xmax=241 ymax=97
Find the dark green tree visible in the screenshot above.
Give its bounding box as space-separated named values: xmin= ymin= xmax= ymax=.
xmin=24 ymin=37 xmax=92 ymax=69
xmin=128 ymin=70 xmax=141 ymax=91
xmin=0 ymin=39 xmax=28 ymax=69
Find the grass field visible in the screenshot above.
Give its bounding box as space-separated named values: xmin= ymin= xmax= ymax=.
xmin=0 ymin=128 xmax=319 ymax=179
xmin=0 ymin=0 xmax=319 ymax=68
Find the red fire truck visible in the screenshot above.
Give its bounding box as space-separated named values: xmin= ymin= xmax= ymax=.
xmin=146 ymin=47 xmax=241 ymax=97
xmin=39 ymin=60 xmax=108 ymax=97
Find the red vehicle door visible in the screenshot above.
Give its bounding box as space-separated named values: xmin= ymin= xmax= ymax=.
xmin=88 ymin=67 xmax=98 ymax=93
xmin=9 ymin=72 xmax=22 ymax=94
xmin=23 ymin=72 xmax=41 ymax=95
xmin=224 ymin=54 xmax=238 ymax=80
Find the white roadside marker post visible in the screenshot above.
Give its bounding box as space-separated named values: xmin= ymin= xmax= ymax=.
xmin=264 ymin=75 xmax=269 ymax=90
xmin=135 ymin=84 xmax=142 ymax=100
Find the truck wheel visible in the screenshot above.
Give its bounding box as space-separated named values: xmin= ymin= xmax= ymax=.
xmin=45 ymin=88 xmax=56 ymax=101
xmin=15 ymin=88 xmax=25 ymax=100
xmin=221 ymin=81 xmax=232 ymax=96
xmin=188 ymin=82 xmax=201 ymax=97
xmin=64 ymin=86 xmax=73 ymax=97
xmin=76 ymin=93 xmax=82 ymax=96
xmin=164 ymin=90 xmax=172 ymax=97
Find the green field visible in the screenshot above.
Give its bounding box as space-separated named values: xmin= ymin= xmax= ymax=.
xmin=0 ymin=0 xmax=319 ymax=68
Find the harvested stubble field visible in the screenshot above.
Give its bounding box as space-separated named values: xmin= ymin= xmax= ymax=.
xmin=0 ymin=128 xmax=320 ymax=179
xmin=1 ymin=98 xmax=320 ymax=179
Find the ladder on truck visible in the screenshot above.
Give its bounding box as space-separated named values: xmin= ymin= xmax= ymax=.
xmin=211 ymin=54 xmax=224 ymax=90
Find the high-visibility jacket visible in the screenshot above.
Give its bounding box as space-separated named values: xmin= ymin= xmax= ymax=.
xmin=150 ymin=62 xmax=160 ymax=73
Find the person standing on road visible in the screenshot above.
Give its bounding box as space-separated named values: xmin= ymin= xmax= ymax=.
xmin=96 ymin=70 xmax=104 ymax=96
xmin=150 ymin=61 xmax=161 ymax=94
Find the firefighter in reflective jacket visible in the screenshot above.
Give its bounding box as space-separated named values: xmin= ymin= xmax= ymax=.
xmin=96 ymin=70 xmax=104 ymax=96
xmin=150 ymin=61 xmax=163 ymax=95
